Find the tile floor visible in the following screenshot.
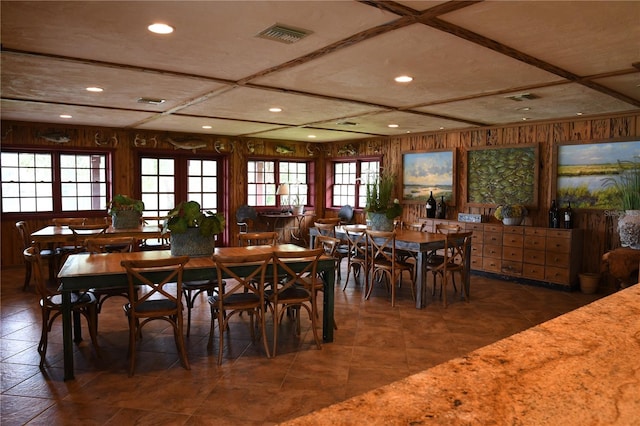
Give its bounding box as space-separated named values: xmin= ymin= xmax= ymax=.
xmin=1 ymin=263 xmax=605 ymax=425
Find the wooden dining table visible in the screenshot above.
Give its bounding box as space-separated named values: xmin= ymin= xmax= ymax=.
xmin=31 ymin=224 xmax=163 ymax=245
xmin=56 ymin=244 xmax=336 ymax=380
xmin=309 ymin=225 xmax=472 ymax=309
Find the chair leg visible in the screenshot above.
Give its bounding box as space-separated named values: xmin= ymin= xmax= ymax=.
xmin=23 ymin=262 xmax=32 ymax=291
xmin=127 ymin=315 xmax=137 ymax=377
xmin=38 ymin=307 xmax=50 ymax=368
xmin=174 ymin=316 xmax=190 ymax=370
xmin=83 ymin=305 xmax=100 ymax=356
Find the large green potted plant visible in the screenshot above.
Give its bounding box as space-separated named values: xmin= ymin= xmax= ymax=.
xmin=365 ymin=169 xmax=402 ymax=231
xmin=108 ymin=194 xmax=144 ymax=229
xmin=602 ymin=156 xmax=640 ymax=248
xmin=162 ymin=200 xmax=226 ymax=256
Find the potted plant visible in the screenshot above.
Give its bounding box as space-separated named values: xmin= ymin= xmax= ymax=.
xmin=108 ymin=194 xmax=144 ymax=229
xmin=365 ymin=169 xmax=402 ymax=231
xmin=162 ymin=200 xmax=226 ymax=256
xmin=602 ymin=156 xmax=640 ymax=248
xmin=494 ymin=204 xmax=527 ymax=226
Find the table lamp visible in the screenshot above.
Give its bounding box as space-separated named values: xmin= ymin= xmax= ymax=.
xmin=276 ymin=183 xmax=290 ymax=212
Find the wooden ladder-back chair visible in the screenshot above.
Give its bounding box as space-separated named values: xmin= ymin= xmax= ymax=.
xmin=86 ymin=237 xmax=137 ymax=328
xmin=313 ymin=235 xmax=340 ymax=330
xmin=315 ymin=217 xmax=341 ymax=225
xmin=314 ymin=222 xmax=348 ymax=281
xmin=120 ymin=256 xmax=191 ymax=376
xmin=365 ymin=229 xmax=416 ymax=307
xmin=426 ymin=231 xmax=473 ymax=307
xmin=24 ymin=245 xmax=99 ymax=368
xmin=208 ymin=251 xmax=273 ymax=364
xmin=267 ymin=247 xmax=324 ymax=356
xmin=342 ymin=225 xmax=369 ymax=291
xmin=427 ymin=223 xmax=463 ymax=294
xmin=238 ymin=231 xmax=279 ymax=246
xmin=16 ymin=221 xmax=57 ymax=291
xmin=68 ymin=223 xmax=109 ymax=254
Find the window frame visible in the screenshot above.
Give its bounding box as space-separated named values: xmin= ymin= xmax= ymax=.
xmin=0 ymin=146 xmax=112 ymax=219
xmin=246 ymin=158 xmax=314 ymax=210
xmin=327 ymin=157 xmax=381 ymax=211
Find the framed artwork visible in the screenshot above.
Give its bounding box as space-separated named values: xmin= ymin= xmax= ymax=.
xmin=466 ymin=143 xmax=538 ymax=207
xmin=555 ymin=139 xmax=640 ymax=209
xmin=402 ymin=149 xmax=455 ymax=204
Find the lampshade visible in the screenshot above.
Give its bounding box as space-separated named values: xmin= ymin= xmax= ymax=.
xmin=276 ymin=183 xmax=289 ymax=196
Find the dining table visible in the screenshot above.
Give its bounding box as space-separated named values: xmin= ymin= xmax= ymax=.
xmin=31 ymin=224 xmax=163 ymax=246
xmin=309 ymin=225 xmax=472 ymax=309
xmin=56 ymin=244 xmax=336 ymax=380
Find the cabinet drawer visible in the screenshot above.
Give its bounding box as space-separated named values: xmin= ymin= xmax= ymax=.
xmin=470 ymin=243 xmax=483 ymax=257
xmin=482 ymin=257 xmax=501 ymax=272
xmin=524 ymin=235 xmax=545 ymax=250
xmin=523 ymin=263 xmax=545 ymax=280
xmin=545 ymin=266 xmax=570 ymax=284
xmin=503 ymin=233 xmax=524 ymax=247
xmin=503 ymin=226 xmax=524 ymax=235
xmin=484 ymin=232 xmax=502 ymax=245
xmin=524 ymin=249 xmax=545 ymax=265
xmin=546 ymin=237 xmax=571 ymax=253
xmin=469 ymin=230 xmax=483 ymax=242
xmin=465 ymin=223 xmax=484 ymax=232
xmin=503 ymin=246 xmax=523 ymax=262
xmin=525 ymin=228 xmax=547 ymax=237
xmin=470 ymin=255 xmax=483 ymax=270
xmin=546 ymin=251 xmax=570 ymax=267
xmin=484 ymin=224 xmax=502 ymax=233
xmin=501 ymin=260 xmax=522 ymax=275
xmin=547 ymin=229 xmax=571 ymax=239
xmin=483 ymin=244 xmax=501 ymax=259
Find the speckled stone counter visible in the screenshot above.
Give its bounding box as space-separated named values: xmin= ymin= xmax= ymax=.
xmin=284 ymin=285 xmax=640 ymax=425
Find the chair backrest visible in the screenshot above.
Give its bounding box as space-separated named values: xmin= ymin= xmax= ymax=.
xmin=69 ymin=224 xmax=109 ymax=250
xmin=442 ymin=231 xmax=474 ymax=269
xmin=86 ymin=236 xmax=137 ymax=253
xmin=23 ymin=245 xmax=52 ymax=298
xmin=120 ymin=256 xmax=190 ymax=312
xmin=238 ymin=231 xmax=279 ymax=247
xmin=403 ymin=222 xmax=423 ymax=231
xmin=16 ymin=221 xmax=31 ymax=250
xmin=343 ymin=225 xmax=368 ymax=261
xmin=272 ymin=248 xmax=324 ymax=299
xmin=314 ymin=235 xmax=340 ymax=257
xmin=315 ymin=217 xmax=341 ymax=225
xmin=211 ymin=251 xmax=273 ymax=306
xmin=366 ymin=229 xmax=397 ymax=265
xmin=314 ymin=222 xmax=337 ymax=238
xmin=52 ymin=217 xmax=87 ymax=226
xmin=436 ymin=223 xmax=462 ymax=234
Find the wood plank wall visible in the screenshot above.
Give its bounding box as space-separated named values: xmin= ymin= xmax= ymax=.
xmin=2 ymin=113 xmax=639 ymax=285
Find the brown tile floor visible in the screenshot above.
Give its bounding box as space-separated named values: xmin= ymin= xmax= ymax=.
xmin=1 ymin=263 xmax=605 ymax=425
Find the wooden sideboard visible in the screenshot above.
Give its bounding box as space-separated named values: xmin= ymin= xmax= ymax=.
xmin=420 ymin=219 xmax=584 ymax=288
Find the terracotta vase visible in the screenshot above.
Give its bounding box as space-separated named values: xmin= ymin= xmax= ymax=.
xmin=618 ymin=210 xmax=640 ymax=249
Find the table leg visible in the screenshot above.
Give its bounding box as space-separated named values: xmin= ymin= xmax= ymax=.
xmin=322 ymin=262 xmax=335 ymax=342
xmin=415 ymin=252 xmax=427 ymax=309
xmin=73 ymin=310 xmax=83 ymax=343
xmin=62 ymin=290 xmax=75 ymax=380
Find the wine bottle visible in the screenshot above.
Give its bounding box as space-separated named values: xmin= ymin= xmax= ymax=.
xmin=436 ymin=196 xmax=446 ymax=219
xmin=426 ymin=191 xmax=436 ymax=218
xmin=549 ymin=200 xmax=559 ymax=228
xmin=564 ymin=202 xmax=573 ymax=229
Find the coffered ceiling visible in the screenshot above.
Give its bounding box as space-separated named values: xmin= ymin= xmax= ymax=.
xmin=1 ymin=1 xmax=639 ymax=142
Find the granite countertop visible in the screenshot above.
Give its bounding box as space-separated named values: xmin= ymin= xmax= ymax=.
xmin=283 ymin=285 xmax=640 ymax=425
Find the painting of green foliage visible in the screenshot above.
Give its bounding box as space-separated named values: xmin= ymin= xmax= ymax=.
xmin=556 ymin=141 xmax=640 ymax=209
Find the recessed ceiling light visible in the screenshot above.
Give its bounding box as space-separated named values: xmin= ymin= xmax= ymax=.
xmin=522 ymin=117 xmax=529 ymax=121
xmin=59 ymin=114 xmax=72 ymax=119
xmin=395 ymin=75 xmax=413 ymax=83
xmin=148 ymin=23 xmax=174 ymax=34
xmin=388 ymin=124 xmax=399 ymax=128
xmin=576 ymin=112 xmax=583 ymax=116
xmin=439 ymin=127 xmax=445 ymax=130
xmin=269 ymin=107 xmax=282 ymax=112
xmin=202 ymin=125 xmax=212 ymax=129
xmin=86 ymin=87 xmax=103 ymax=92
xmin=307 ymin=135 xmax=316 ymax=139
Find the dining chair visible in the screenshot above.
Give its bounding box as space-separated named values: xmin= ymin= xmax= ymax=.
xmin=315 ymin=217 xmax=341 ymax=225
xmin=314 ymin=221 xmax=349 ymax=281
xmin=86 ymin=237 xmax=137 ymax=328
xmin=68 ymin=223 xmax=109 ymax=253
xmin=365 ymin=229 xmax=415 ymax=307
xmin=16 ymin=221 xmax=57 ymax=290
xmin=52 ymin=217 xmax=87 ymax=227
xmin=120 ymin=256 xmax=191 ymax=376
xmin=139 ymin=216 xmax=170 ymax=250
xmin=238 ymin=231 xmax=279 ymax=246
xmin=428 ymin=223 xmax=463 ymax=294
xmin=313 ymin=235 xmax=340 ymax=330
xmin=208 ymin=251 xmax=272 ymax=364
xmin=342 ymin=225 xmax=369 ymax=291
xmin=426 ymin=231 xmax=473 ymax=307
xmin=266 ymin=247 xmax=324 ymax=356
xmin=24 ymin=245 xmax=99 ymax=369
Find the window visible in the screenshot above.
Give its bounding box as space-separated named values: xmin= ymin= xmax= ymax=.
xmin=331 ymin=159 xmax=380 ymax=209
xmin=248 ymin=160 xmax=308 ymax=207
xmin=140 ymin=154 xmax=222 ymax=217
xmin=1 ymin=149 xmax=108 ymax=214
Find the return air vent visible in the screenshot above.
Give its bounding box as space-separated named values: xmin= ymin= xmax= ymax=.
xmin=506 ymin=93 xmax=539 ymax=102
xmin=137 ymin=97 xmax=166 ymax=105
xmin=336 ymin=121 xmax=358 ymax=126
xmin=256 ymin=24 xmax=312 ymax=44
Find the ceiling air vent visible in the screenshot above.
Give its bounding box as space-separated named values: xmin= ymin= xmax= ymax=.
xmin=506 ymin=93 xmax=539 ymax=102
xmin=256 ymin=24 xmax=311 ymax=44
xmin=137 ymin=97 xmax=166 ymax=105
xmin=336 ymin=121 xmax=358 ymax=126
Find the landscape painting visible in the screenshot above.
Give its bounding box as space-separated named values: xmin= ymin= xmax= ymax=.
xmin=402 ymin=150 xmax=455 ymax=204
xmin=556 ymin=140 xmax=640 ymax=209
